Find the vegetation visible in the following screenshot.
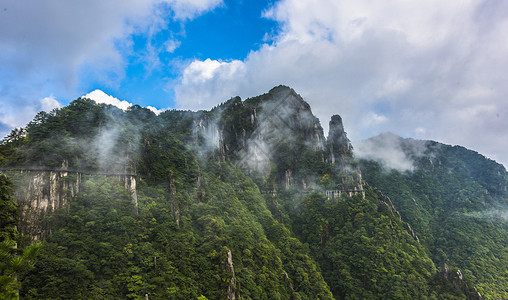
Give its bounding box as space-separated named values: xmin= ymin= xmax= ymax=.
xmin=359 ymin=139 xmax=508 ymax=299
xmin=0 ymin=87 xmax=505 ymax=299
xmin=0 ymin=174 xmax=40 ymax=299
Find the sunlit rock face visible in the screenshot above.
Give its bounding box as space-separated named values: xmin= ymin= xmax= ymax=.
xmin=5 ymin=170 xmax=138 ymax=240
xmin=11 ymin=170 xmax=81 ymax=240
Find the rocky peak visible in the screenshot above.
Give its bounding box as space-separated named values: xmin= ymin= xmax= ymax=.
xmin=267 ymin=85 xmax=294 ymax=98
xmin=326 ymin=115 xmax=363 ymax=194
xmin=193 ymin=86 xmax=364 ymax=192
xmin=327 ymin=115 xmax=353 ymax=159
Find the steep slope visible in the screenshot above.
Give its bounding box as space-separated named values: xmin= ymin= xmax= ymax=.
xmin=357 ymin=133 xmax=508 ymax=298
xmin=1 ymin=87 xmax=337 ymax=299
xmin=191 ymin=87 xmax=441 ymax=298
xmin=0 ymin=86 xmax=494 ymax=299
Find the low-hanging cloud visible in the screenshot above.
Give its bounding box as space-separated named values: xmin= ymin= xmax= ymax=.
xmin=353 ymin=133 xmax=428 ymax=172
xmin=463 ymin=209 xmax=508 ymax=221
xmin=173 ymin=0 xmax=508 ymax=168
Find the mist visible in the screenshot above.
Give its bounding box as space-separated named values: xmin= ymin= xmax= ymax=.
xmin=463 ymin=209 xmax=508 ymax=222
xmin=354 ymin=132 xmax=429 ymax=172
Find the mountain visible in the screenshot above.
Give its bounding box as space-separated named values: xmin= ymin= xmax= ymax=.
xmin=0 ymin=86 xmax=504 ymax=299
xmin=356 ymin=133 xmax=508 ymax=298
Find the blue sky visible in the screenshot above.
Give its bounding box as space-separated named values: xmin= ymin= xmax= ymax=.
xmin=77 ymin=0 xmax=278 ymax=109
xmin=1 ymin=0 xmax=508 ymax=168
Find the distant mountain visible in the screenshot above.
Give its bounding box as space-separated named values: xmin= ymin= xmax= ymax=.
xmin=0 ymin=86 xmax=503 ymax=299
xmin=357 ymin=133 xmax=508 ymax=298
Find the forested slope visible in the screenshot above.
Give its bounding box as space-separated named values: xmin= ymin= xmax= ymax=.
xmin=358 ymin=134 xmax=508 ymax=298
xmin=0 ymin=86 xmax=502 ymax=299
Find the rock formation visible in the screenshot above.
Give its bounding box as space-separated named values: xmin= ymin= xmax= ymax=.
xmin=439 ymin=264 xmax=482 ymax=300
xmin=2 ymin=169 xmax=138 ymax=240
xmin=327 ymin=115 xmax=363 ymax=194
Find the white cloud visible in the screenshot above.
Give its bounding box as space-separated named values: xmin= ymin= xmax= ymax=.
xmin=353 ymin=133 xmax=428 ymax=172
xmin=377 ymin=77 xmax=413 ymax=98
xmin=175 ymin=58 xmax=246 ymax=110
xmin=415 ymin=127 xmax=427 ymax=134
xmin=83 ymin=90 xmax=133 ymax=111
xmin=182 ymin=59 xmax=245 ymax=84
xmin=0 ymin=95 xmax=61 ymax=135
xmin=83 ymin=90 xmax=165 ymax=115
xmin=146 ymin=106 xmax=166 ymax=115
xmin=0 ymin=106 xmax=37 ymax=129
xmin=363 ymin=112 xmax=388 ymax=126
xmin=0 ymin=0 xmax=221 ymax=138
xmin=165 ymin=39 xmax=181 ymax=53
xmin=40 ymin=95 xmax=62 ymax=112
xmin=174 ymin=0 xmax=508 ymax=168
xmin=167 ymin=0 xmax=223 ymax=20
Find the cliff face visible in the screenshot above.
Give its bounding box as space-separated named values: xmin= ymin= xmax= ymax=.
xmin=193 ymin=86 xmax=325 ymax=165
xmin=193 ymin=86 xmax=362 ymax=193
xmin=3 ymin=170 xmax=137 ymax=240
xmin=326 ymin=115 xmax=363 ymax=194
xmin=7 ymin=170 xmax=81 ymax=240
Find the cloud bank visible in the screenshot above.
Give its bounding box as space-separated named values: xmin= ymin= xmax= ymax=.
xmin=173 ymin=0 xmax=508 ymax=168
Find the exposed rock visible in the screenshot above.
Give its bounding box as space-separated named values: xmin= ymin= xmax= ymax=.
xmin=169 ymin=170 xmax=180 ymax=227
xmin=328 ymin=115 xmax=353 ymax=160
xmin=440 ymin=264 xmax=482 ymax=300
xmin=327 ymin=115 xmax=363 ymax=195
xmin=224 ymin=248 xmax=239 ymax=300
xmin=285 ymin=169 xmax=294 ymax=189
xmin=404 ymin=223 xmax=419 ymax=242
xmin=3 ymin=169 xmax=138 ymax=240
xmin=192 ymin=114 xmax=225 ymax=161
xmin=11 ymin=170 xmax=81 ymax=240
xmin=117 ymin=174 xmax=138 ymax=209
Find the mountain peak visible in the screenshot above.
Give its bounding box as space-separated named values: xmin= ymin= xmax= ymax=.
xmin=268 ymin=85 xmax=293 ymax=94
xmin=327 ymin=114 xmax=353 ymax=157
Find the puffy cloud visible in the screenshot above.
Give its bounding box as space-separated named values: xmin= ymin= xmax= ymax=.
xmin=145 ymin=106 xmax=166 ymax=115
xmin=174 ymin=0 xmax=508 ymax=167
xmin=0 ymin=95 xmax=61 ymax=137
xmin=83 ymin=90 xmax=165 ymax=115
xmin=0 ymin=0 xmax=221 ymax=138
xmin=175 ymin=58 xmax=246 ymax=110
xmin=40 ymin=95 xmax=62 ymax=113
xmin=83 ymin=90 xmax=133 ymax=111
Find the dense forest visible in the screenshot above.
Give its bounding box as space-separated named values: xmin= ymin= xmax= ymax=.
xmin=357 ymin=134 xmax=508 ymax=299
xmin=0 ymin=86 xmax=506 ymax=299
